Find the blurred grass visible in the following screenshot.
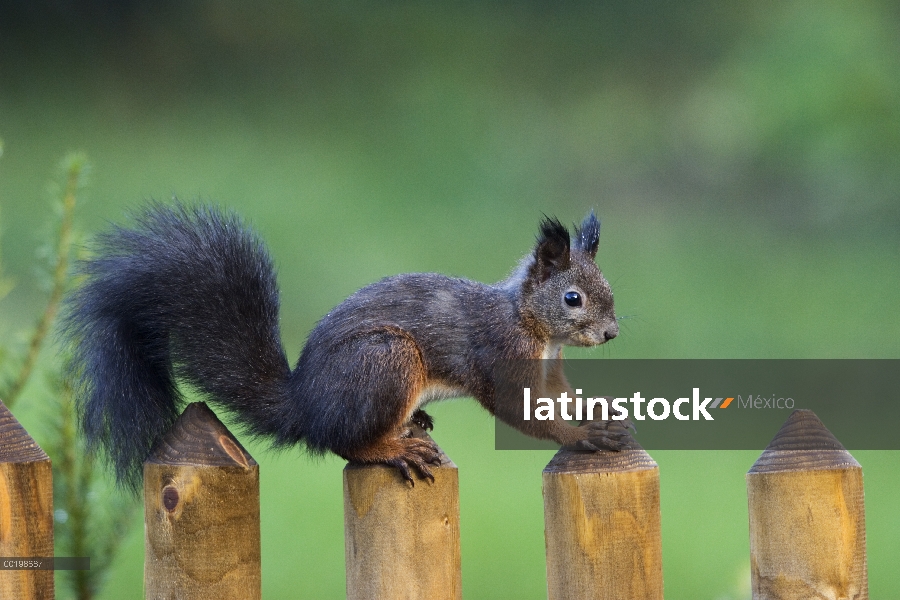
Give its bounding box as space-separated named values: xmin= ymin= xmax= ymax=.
xmin=1 ymin=1 xmax=898 ymax=598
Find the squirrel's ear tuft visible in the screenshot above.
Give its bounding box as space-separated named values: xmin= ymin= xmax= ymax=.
xmin=573 ymin=210 xmax=600 ymax=259
xmin=532 ymin=216 xmax=571 ymax=282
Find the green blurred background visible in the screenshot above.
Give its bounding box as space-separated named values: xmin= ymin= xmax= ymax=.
xmin=1 ymin=1 xmax=898 ymax=598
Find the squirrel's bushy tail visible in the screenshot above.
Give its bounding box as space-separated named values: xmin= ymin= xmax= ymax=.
xmin=61 ymin=203 xmax=291 ymax=488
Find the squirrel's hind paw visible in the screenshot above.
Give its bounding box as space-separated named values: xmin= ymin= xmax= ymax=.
xmin=387 ymin=438 xmax=443 ymax=485
xmin=344 ymin=436 xmax=443 ymax=485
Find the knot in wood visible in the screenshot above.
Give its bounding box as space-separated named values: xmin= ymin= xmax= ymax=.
xmin=162 ymin=485 xmax=180 ymax=512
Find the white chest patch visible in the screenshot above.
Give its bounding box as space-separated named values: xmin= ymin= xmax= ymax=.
xmin=541 ymin=344 xmax=563 ymax=360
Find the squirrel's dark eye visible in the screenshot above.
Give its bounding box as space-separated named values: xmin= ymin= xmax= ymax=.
xmin=564 ymin=291 xmax=582 ymax=307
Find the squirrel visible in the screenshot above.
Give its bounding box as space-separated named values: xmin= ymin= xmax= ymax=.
xmin=61 ymin=203 xmax=626 ymax=488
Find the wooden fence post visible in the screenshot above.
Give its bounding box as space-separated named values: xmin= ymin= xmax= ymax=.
xmin=343 ymin=430 xmax=461 ymax=600
xmin=747 ymin=409 xmax=867 ymax=600
xmin=542 ymin=441 xmax=663 ymax=600
xmin=144 ymin=402 xmax=261 ymax=600
xmin=0 ymin=400 xmax=54 ymax=600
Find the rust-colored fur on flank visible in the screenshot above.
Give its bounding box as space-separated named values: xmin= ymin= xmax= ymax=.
xmin=325 ymin=326 xmax=443 ymax=481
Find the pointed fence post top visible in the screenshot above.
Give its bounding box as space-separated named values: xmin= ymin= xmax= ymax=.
xmin=146 ymin=401 xmax=257 ymax=469
xmin=542 ymin=433 xmax=663 ymax=600
xmin=0 ymin=400 xmax=54 ymax=598
xmin=0 ymin=399 xmax=49 ymax=463
xmin=749 ymin=409 xmax=859 ymax=474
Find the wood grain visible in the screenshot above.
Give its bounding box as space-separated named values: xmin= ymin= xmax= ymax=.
xmin=144 ymin=402 xmax=260 ymax=600
xmin=747 ymin=409 xmax=868 ymax=600
xmin=543 ymin=437 xmax=663 ymax=600
xmin=343 ymin=431 xmax=461 ymax=600
xmin=0 ymin=399 xmax=54 ymax=600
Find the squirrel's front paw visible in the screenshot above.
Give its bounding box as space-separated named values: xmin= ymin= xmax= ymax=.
xmin=575 ymin=418 xmax=634 ymax=452
xmin=384 ymin=438 xmax=443 ymax=485
xmin=409 ymin=409 xmax=434 ymax=431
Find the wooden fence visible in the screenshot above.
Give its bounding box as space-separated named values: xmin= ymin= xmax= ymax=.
xmin=0 ymin=401 xmax=868 ymax=600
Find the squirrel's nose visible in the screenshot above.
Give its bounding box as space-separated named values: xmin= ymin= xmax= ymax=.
xmin=603 ymin=323 xmax=619 ymax=342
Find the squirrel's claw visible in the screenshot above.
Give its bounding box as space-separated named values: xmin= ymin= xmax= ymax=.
xmin=388 ymin=438 xmax=442 ymax=485
xmin=386 ymin=457 xmax=416 ymax=483
xmin=576 ymin=435 xmax=629 ymax=452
